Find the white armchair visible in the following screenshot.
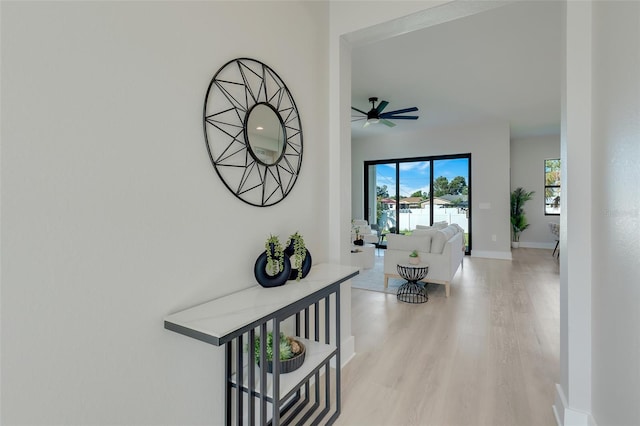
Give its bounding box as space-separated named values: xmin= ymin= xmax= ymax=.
xmin=351 ymin=219 xmax=378 ymax=245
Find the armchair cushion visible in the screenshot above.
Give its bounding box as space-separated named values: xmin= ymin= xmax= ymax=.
xmin=387 ymin=233 xmax=432 ymax=253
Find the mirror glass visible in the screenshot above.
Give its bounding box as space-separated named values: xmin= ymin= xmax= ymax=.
xmin=246 ymin=104 xmax=286 ymax=165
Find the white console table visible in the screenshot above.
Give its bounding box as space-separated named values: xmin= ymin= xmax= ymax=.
xmin=164 ymin=263 xmax=358 ymax=425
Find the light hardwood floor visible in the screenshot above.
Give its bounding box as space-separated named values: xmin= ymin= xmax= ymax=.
xmin=336 ymin=248 xmax=559 ymax=426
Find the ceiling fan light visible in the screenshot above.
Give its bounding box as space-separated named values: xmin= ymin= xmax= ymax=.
xmin=367 ymin=118 xmax=379 ymax=124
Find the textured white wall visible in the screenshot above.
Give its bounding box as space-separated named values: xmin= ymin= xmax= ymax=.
xmin=510 ymin=136 xmax=561 ymax=248
xmin=351 ymin=122 xmax=511 ymax=258
xmin=591 ymin=1 xmax=640 ymax=424
xmin=1 ymin=2 xmax=329 ymax=424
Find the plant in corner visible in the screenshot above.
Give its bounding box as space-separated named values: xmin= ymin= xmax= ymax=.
xmin=409 ymin=249 xmax=420 ymax=265
xmin=286 ymin=231 xmax=307 ymax=281
xmin=265 ymin=234 xmax=284 ymax=275
xmin=510 ymin=187 xmax=535 ymax=247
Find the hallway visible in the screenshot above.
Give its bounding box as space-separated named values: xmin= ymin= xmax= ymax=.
xmin=337 ymin=248 xmax=559 ymax=425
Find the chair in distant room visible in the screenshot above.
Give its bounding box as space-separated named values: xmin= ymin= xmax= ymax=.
xmin=549 ymin=222 xmax=560 ymax=257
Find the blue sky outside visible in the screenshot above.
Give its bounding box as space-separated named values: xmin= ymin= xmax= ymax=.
xmin=376 ymin=158 xmax=469 ymax=198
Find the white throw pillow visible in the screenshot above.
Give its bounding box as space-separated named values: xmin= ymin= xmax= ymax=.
xmin=433 ymin=221 xmax=448 ymax=229
xmin=387 ymin=233 xmax=431 ymax=252
xmin=451 ymin=223 xmax=464 ymax=234
xmin=430 ymin=230 xmax=448 ymax=254
xmin=440 ymin=226 xmax=457 ymax=241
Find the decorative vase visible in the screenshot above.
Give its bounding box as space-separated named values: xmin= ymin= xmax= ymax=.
xmin=254 ymin=245 xmax=291 ymax=288
xmin=354 ymin=239 xmax=364 ymax=246
xmin=409 ymin=256 xmax=420 ymax=265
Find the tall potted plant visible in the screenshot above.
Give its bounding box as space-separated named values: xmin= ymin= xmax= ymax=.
xmin=510 ymin=187 xmax=535 ymax=248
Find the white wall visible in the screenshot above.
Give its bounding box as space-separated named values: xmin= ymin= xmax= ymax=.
xmin=591 ymin=1 xmax=640 ymax=424
xmin=351 ymin=122 xmax=511 ymax=259
xmin=1 ymin=2 xmax=329 ymax=424
xmin=556 ymin=2 xmax=594 ymax=423
xmin=510 ymin=135 xmax=561 ymax=248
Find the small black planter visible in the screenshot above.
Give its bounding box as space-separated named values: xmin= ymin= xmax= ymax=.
xmin=254 ymin=252 xmax=291 ymax=288
xmin=353 ymin=239 xmax=364 ymax=246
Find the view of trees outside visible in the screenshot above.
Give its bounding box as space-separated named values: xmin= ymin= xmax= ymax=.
xmin=432 ymin=175 xmax=468 ymax=205
xmin=545 ymin=159 xmax=561 ymax=214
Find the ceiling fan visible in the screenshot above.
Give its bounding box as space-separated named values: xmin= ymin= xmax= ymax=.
xmin=351 ymin=97 xmax=419 ymax=128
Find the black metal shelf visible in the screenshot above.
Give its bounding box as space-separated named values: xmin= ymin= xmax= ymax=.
xmin=164 ymin=264 xmax=358 ymax=425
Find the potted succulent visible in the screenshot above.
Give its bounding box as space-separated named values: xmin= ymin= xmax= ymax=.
xmin=253 ymin=331 xmax=306 ymax=374
xmin=409 ymin=249 xmax=420 ymax=265
xmin=265 ymin=234 xmax=284 ymax=275
xmin=510 ymin=187 xmax=535 ymax=248
xmin=286 ymin=231 xmax=307 ymax=281
xmin=353 ymin=227 xmax=364 ymax=246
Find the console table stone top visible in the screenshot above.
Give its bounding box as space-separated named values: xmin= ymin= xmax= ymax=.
xmin=164 ymin=263 xmax=359 ymax=346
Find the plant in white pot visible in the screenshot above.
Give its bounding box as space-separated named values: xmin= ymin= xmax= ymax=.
xmin=510 ymin=187 xmax=535 ymax=248
xmin=409 ymin=249 xmax=420 ymax=265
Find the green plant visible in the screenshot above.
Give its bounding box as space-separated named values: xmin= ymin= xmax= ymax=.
xmin=409 ymin=250 xmax=419 ymax=258
xmin=510 ymin=187 xmax=535 ymax=242
xmin=265 ymin=234 xmax=284 ymax=274
xmin=287 ymin=231 xmax=306 ymax=281
xmin=252 ymin=332 xmax=302 ymax=364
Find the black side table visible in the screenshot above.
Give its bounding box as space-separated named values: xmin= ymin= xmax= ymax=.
xmin=396 ymin=263 xmax=429 ymax=303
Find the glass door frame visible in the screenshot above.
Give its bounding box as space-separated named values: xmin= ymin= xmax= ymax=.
xmin=364 ymin=153 xmax=472 ymax=255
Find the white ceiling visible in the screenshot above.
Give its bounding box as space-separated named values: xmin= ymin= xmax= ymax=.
xmin=351 ymin=1 xmax=563 ymax=140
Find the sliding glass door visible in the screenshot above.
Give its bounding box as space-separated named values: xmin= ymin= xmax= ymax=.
xmin=398 ymin=161 xmax=430 ymax=231
xmin=366 ymin=162 xmax=397 ymax=236
xmin=433 ymin=157 xmax=470 ymax=252
xmin=365 ymin=154 xmax=471 ymax=254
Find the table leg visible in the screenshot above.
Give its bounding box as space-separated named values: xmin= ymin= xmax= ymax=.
xmin=397 ymin=280 xmax=428 ymax=303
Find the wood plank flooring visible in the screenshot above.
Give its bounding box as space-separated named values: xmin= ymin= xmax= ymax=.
xmin=336 ymin=248 xmax=559 ymax=426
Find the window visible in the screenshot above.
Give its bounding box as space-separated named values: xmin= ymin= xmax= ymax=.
xmin=364 ymin=154 xmax=471 ymax=254
xmin=545 ymin=159 xmax=560 ymax=215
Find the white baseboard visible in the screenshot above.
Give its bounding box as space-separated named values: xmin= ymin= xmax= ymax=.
xmin=519 ymin=241 xmax=556 ymax=249
xmin=335 ymin=335 xmax=355 ymax=368
xmin=554 ymin=383 xmax=597 ymax=426
xmin=471 ymin=250 xmax=512 ymax=260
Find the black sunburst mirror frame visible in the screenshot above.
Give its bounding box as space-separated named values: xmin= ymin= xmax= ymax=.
xmin=203 ymin=58 xmax=303 ymax=207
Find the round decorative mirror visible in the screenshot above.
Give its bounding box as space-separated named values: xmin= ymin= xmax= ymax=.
xmin=203 ymin=58 xmax=303 ymax=207
xmin=245 ymin=103 xmax=286 ymax=166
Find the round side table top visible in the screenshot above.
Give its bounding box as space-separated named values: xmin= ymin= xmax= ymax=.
xmin=397 ymin=262 xmax=429 ymax=269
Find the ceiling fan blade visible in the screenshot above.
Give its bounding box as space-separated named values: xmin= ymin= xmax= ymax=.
xmin=363 ymin=120 xmax=371 ymax=128
xmin=351 ymin=116 xmax=367 ymax=122
xmin=383 ymin=115 xmax=419 ymax=120
xmin=351 ymin=107 xmax=368 ymax=115
xmin=381 ymin=119 xmax=396 ymax=127
xmin=380 ymin=106 xmax=418 ymax=117
xmin=376 ymin=100 xmax=389 ymax=114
